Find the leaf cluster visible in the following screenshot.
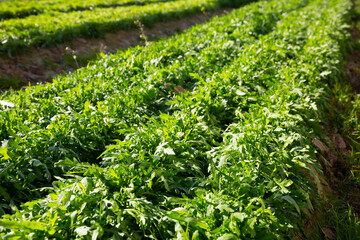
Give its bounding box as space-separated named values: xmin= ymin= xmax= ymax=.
xmin=0 ymin=0 xmax=353 ymax=238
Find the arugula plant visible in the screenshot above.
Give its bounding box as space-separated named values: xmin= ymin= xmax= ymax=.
xmin=0 ymin=0 xmax=294 ymax=209
xmin=0 ymin=0 xmax=353 ymax=238
xmin=0 ymin=0 xmax=256 ymax=55
xmin=0 ymin=0 xmax=174 ymax=20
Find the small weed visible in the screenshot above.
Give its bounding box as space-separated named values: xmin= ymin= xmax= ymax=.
xmin=65 ymin=47 xmax=79 ymax=68
xmin=326 ymin=203 xmax=360 ymax=240
xmin=64 ymin=47 xmax=103 ymax=68
xmin=134 ymin=19 xmax=149 ymax=46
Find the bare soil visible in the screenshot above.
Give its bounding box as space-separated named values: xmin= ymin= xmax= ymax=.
xmin=346 ymin=27 xmax=360 ymax=92
xmin=0 ymin=9 xmax=230 ymax=89
xmin=336 ymin=22 xmax=360 ymax=214
xmin=294 ymin=9 xmax=360 ymax=240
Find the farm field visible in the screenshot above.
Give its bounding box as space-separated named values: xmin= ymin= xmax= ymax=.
xmin=0 ymin=0 xmax=247 ymax=89
xmin=0 ymin=0 xmax=174 ymax=20
xmin=0 ymin=0 xmax=249 ymax=54
xmin=1 ymin=0 xmax=360 ymax=239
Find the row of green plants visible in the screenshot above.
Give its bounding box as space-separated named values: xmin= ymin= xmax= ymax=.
xmin=0 ymin=0 xmax=171 ymax=20
xmin=0 ymin=0 xmax=277 ymax=209
xmin=0 ymin=0 xmax=252 ymax=55
xmin=0 ymin=0 xmax=352 ymax=238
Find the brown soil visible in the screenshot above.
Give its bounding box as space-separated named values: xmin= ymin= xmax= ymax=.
xmin=292 ymin=117 xmax=358 ymax=240
xmin=346 ymin=24 xmax=360 ymax=92
xmin=0 ymin=9 xmax=230 ymax=89
xmin=295 ymin=7 xmax=360 ymax=240
xmin=317 ymin=3 xmax=360 ymax=217
xmin=335 ymin=22 xmax=360 ymax=215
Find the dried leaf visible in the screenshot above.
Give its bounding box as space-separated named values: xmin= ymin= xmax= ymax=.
xmin=312 ymin=139 xmax=329 ymax=153
xmin=321 ymin=227 xmax=336 ymax=240
xmin=174 ymin=85 xmax=187 ymax=93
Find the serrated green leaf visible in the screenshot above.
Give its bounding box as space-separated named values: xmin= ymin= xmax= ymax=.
xmin=0 ymin=220 xmax=46 ymax=231
xmin=217 ymin=233 xmax=238 ymax=240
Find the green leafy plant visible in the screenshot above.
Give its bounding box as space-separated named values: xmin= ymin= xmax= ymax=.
xmin=0 ymin=0 xmax=173 ymax=20
xmin=0 ymin=0 xmax=255 ymax=55
xmin=0 ymin=0 xmax=354 ymax=238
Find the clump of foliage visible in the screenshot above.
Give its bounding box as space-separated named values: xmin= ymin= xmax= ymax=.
xmin=0 ymin=0 xmax=352 ymax=238
xmin=0 ymin=0 xmax=255 ymax=55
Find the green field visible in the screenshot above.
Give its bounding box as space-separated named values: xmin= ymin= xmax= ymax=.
xmin=0 ymin=0 xmax=250 ymax=54
xmin=0 ymin=0 xmax=359 ymax=238
xmin=0 ymin=0 xmax=172 ymax=20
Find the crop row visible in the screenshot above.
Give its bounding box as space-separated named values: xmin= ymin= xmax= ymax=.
xmin=0 ymin=0 xmax=351 ymax=238
xmin=0 ymin=0 xmax=171 ymax=20
xmin=0 ymin=0 xmax=282 ymax=208
xmin=0 ymin=0 xmax=252 ymax=55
